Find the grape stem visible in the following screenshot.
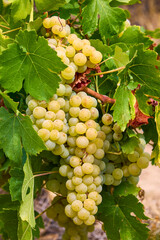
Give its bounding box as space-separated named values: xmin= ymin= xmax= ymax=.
xmin=83 ymin=87 xmax=115 ymax=104
xmin=0 ymin=24 xmax=10 ymax=29
xmin=88 ymin=66 xmax=125 ymax=77
xmin=2 ymin=27 xmax=22 ymax=35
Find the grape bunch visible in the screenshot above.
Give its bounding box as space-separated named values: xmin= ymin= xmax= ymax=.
xmin=100 ymin=114 xmax=151 ymax=186
xmin=58 ymin=92 xmax=106 ymax=226
xmin=25 ymin=15 xmax=151 ymax=240
xmin=46 ymin=196 xmax=94 ymax=240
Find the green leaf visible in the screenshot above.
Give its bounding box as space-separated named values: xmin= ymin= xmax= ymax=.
xmin=113 ymin=181 xmax=140 ymax=197
xmin=112 ymin=26 xmax=152 ymax=49
xmin=0 ymin=30 xmax=66 ymax=101
xmin=27 ymin=17 xmax=43 ymax=31
xmin=8 ymin=0 xmax=32 ymax=22
xmin=135 ymin=88 xmax=153 ymax=116
xmin=18 ymin=219 xmax=32 ymax=240
xmin=145 ymin=28 xmax=160 ymax=39
xmin=113 ymin=46 xmax=129 ymax=67
xmin=121 ymin=136 xmax=139 ymax=154
xmin=19 ymin=155 xmax=35 ymax=228
xmin=0 ymin=107 xmax=46 ymax=164
xmin=82 ymin=0 xmax=126 ymax=39
xmin=121 ymin=44 xmax=160 ymax=98
xmin=154 ymin=105 xmax=160 ymax=164
xmin=0 ymin=210 xmax=18 ymax=240
xmin=98 ymin=192 xmax=149 ymax=240
xmin=9 ymin=167 xmax=24 ymax=201
xmin=58 ymin=0 xmax=79 ymax=19
xmin=110 ymin=0 xmax=141 ymax=6
xmin=112 ymin=85 xmax=136 ymax=131
xmin=142 ymin=118 xmax=158 ymax=144
xmin=35 ymin=0 xmax=66 ymax=12
xmin=0 ymin=91 xmax=18 ymax=112
xmin=90 ymin=39 xmax=112 ymax=56
xmin=0 ymin=33 xmax=14 ymax=53
xmin=0 ymin=194 xmax=19 ymax=211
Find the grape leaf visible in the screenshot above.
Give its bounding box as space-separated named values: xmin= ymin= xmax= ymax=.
xmin=135 ymin=88 xmax=153 ymax=116
xmin=82 ymin=0 xmax=126 ymax=39
xmin=19 ymin=155 xmax=35 ymax=228
xmin=120 ymin=44 xmax=160 ymax=97
xmin=35 ymin=0 xmax=66 ymax=12
xmin=142 ymin=118 xmax=158 ymax=144
xmin=90 ymin=39 xmax=112 ymax=56
xmin=18 ymin=219 xmax=32 ymax=240
xmin=121 ymin=136 xmax=139 ymax=154
xmin=0 ymin=194 xmax=19 ymax=211
xmin=113 ymin=46 xmax=129 ymax=67
xmin=113 ymin=181 xmax=140 ymax=197
xmin=0 ymin=107 xmax=46 ymax=164
xmin=110 ymin=0 xmax=141 ymax=6
xmin=98 ymin=192 xmax=149 ymax=240
xmin=154 ymin=105 xmax=160 ymax=164
xmin=111 ymin=26 xmax=152 ymax=49
xmin=0 ymin=30 xmax=66 ymax=101
xmin=8 ymin=0 xmax=32 ymax=22
xmin=112 ymin=85 xmax=136 ymax=131
xmin=58 ymin=0 xmax=79 ymax=19
xmin=0 ymin=90 xmax=18 ymax=112
xmin=0 ymin=210 xmax=18 ymax=240
xmin=9 ymin=167 xmax=24 ymax=201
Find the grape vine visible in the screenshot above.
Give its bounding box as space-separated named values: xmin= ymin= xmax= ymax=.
xmin=0 ymin=1 xmax=159 ymax=240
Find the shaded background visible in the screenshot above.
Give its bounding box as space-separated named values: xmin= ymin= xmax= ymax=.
xmin=124 ymin=0 xmax=160 ymax=30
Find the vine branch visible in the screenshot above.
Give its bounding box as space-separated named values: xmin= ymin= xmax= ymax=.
xmin=88 ymin=66 xmax=125 ymax=77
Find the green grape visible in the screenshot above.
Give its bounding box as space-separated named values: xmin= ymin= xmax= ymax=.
xmin=33 ymin=106 xmax=46 ymax=119
xmin=112 ymin=168 xmax=123 ymax=180
xmin=128 ymin=151 xmax=139 ymax=162
xmin=72 ymin=39 xmax=83 ymax=51
xmin=128 ymin=163 xmax=141 ymax=176
xmin=137 ymin=157 xmax=149 ymax=169
xmin=102 ymin=113 xmax=113 ymax=125
xmin=89 ymin=51 xmax=102 ymax=64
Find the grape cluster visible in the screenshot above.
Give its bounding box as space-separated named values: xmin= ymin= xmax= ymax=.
xmin=58 ymin=92 xmax=106 ymax=226
xmin=26 ymin=83 xmax=73 ymax=158
xmin=25 ymin=15 xmax=151 ymax=240
xmin=46 ymin=196 xmax=94 ymax=240
xmin=42 ymin=16 xmax=102 ymax=84
xmin=100 ymin=114 xmax=151 ymax=186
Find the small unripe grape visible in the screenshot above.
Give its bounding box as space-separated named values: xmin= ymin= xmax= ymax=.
xmin=42 ymin=120 xmax=54 ymax=131
xmin=74 ymin=147 xmax=85 ymax=158
xmin=88 ymin=191 xmax=99 ymax=201
xmin=137 ymin=157 xmax=149 ymax=169
xmin=53 ymin=119 xmax=64 ymax=131
xmin=77 ymin=193 xmax=86 ymax=202
xmin=77 ymin=65 xmax=87 ymax=73
xmin=90 ymin=107 xmax=99 ymax=120
xmin=56 ymin=110 xmax=65 ymax=120
xmin=61 ymin=66 xmax=75 ymax=80
xmin=71 ymin=200 xmax=83 ymax=212
xmin=92 ymin=165 xmax=100 ymax=177
xmin=72 ymin=39 xmax=83 ymax=51
xmin=66 ymin=46 xmax=76 ymax=58
xmin=74 ymin=53 xmax=87 ymax=66
xmin=81 ymin=96 xmax=94 ymax=109
xmin=112 ymin=168 xmax=123 ymax=180
xmin=56 ymin=132 xmax=67 ymax=144
xmin=94 ymin=149 xmax=105 ymax=159
xmin=83 ymin=154 xmax=94 ymax=164
xmin=66 ymin=179 xmax=75 ymax=190
xmin=67 ymin=192 xmax=77 ymax=204
xmin=43 ymin=18 xmax=52 ymax=28
xmin=72 ymin=176 xmax=82 ymax=185
xmin=33 ymin=106 xmax=46 ymax=119
xmin=85 ymin=119 xmax=97 ymax=129
xmin=82 ymin=45 xmax=95 ymax=56
xmin=96 ymin=194 xmax=102 ymax=205
xmin=70 ymin=156 xmax=81 ymax=168
xmin=128 ymin=151 xmax=139 ymax=163
xmin=90 ymin=51 xmax=102 ymax=64
xmin=128 ymin=163 xmax=141 ymax=176
xmin=86 ymin=128 xmax=98 ymax=140
xmin=83 ymin=175 xmax=93 ymax=185
xmin=69 ymin=118 xmax=79 ymax=126
xmin=38 ymin=129 xmax=50 ymax=141
xmin=50 ymin=129 xmax=59 ymax=141
xmin=102 ymin=113 xmax=113 ymax=125
xmin=84 ymin=199 xmax=95 ymax=211
xmin=70 ymin=95 xmax=82 ymax=107
xmin=69 ymin=107 xmax=80 ymax=118
xmin=122 ymin=166 xmax=130 ymax=177
xmin=72 ymin=216 xmax=83 ymax=226
xmin=79 ymin=109 xmax=91 ymax=122
xmin=75 ymin=183 xmax=87 ymax=194
xmin=97 ymin=131 xmax=106 ymax=141
xmin=101 ymin=125 xmax=112 ymax=134
xmin=86 ymin=143 xmax=97 ymax=154
xmin=45 ymin=111 xmax=56 ymax=121
xmin=113 ymin=132 xmax=123 ymax=141
xmin=67 ymin=136 xmax=76 ymax=147
xmin=76 ymin=136 xmax=89 ymax=148
xmin=113 ymin=179 xmax=122 ymax=186
xmin=87 ymin=183 xmax=96 ymax=192
xmin=74 ymin=166 xmax=84 ymax=177
xmin=78 ymin=208 xmax=90 ymax=220
xmin=56 ymin=84 xmax=66 ymax=96
xmin=128 ymin=176 xmax=139 ymax=185
xmin=75 ymin=123 xmax=87 ymax=135
xmin=48 ymin=100 xmax=60 ymax=112
xmin=45 ymin=140 xmax=56 ymax=150
xmin=65 ymin=204 xmax=76 ymax=218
